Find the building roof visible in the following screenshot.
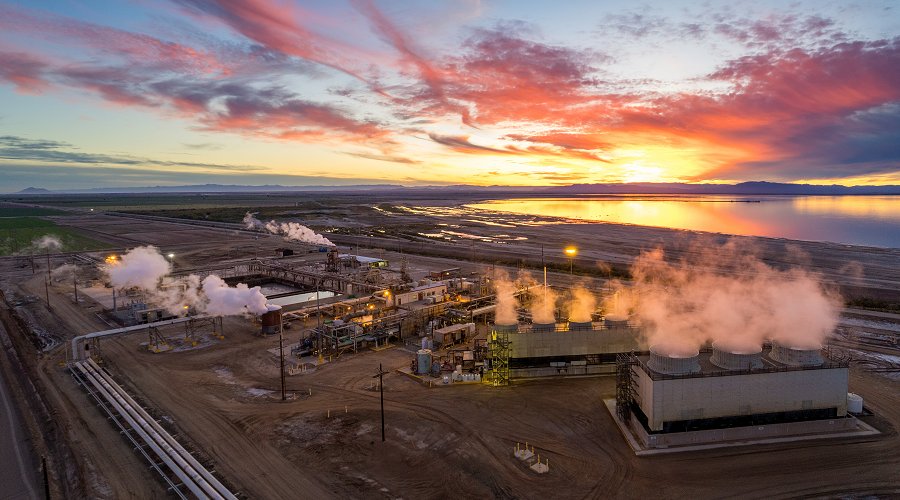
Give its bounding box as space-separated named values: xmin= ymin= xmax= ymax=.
xmin=338 ymin=254 xmax=386 ymax=264
xmin=409 ymin=282 xmax=447 ymax=292
xmin=634 ymin=347 xmax=848 ymax=381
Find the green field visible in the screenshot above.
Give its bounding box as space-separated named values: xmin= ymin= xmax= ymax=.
xmin=0 ymin=217 xmax=109 ymax=255
xmin=0 ymin=206 xmax=70 ymax=217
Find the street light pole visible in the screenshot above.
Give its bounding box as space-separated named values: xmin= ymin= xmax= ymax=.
xmin=564 ymin=246 xmax=577 ymax=275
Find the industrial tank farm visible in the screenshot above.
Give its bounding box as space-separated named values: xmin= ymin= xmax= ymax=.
xmin=0 ymin=202 xmax=899 ymax=498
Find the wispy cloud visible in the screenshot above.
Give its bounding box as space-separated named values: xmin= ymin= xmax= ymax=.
xmin=0 ymin=1 xmax=897 ymax=185
xmin=0 ymin=135 xmax=264 ymax=171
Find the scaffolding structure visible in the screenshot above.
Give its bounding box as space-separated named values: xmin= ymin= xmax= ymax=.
xmin=184 ymin=316 xmax=223 ymax=344
xmin=615 ymin=352 xmax=637 ymax=421
xmin=147 ymin=326 xmax=169 ymax=353
xmin=484 ymin=327 xmax=511 ymax=387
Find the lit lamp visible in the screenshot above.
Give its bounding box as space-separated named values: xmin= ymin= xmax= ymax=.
xmin=564 ymin=246 xmax=577 ymax=274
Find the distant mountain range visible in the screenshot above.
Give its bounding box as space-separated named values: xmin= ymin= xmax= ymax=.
xmin=6 ymin=181 xmax=900 ymax=196
xmin=544 ymin=181 xmax=900 ymax=195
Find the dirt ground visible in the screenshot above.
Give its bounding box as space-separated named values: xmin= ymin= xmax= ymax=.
xmin=0 ymin=208 xmax=899 ymax=498
xmin=93 ymin=318 xmax=900 ymax=499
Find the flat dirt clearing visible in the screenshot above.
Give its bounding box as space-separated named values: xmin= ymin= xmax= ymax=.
xmin=95 ymin=318 xmax=900 ymax=499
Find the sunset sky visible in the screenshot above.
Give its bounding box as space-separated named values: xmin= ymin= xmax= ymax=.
xmin=0 ymin=0 xmax=898 ymax=191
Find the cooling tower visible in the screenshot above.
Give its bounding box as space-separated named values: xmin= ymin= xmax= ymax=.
xmin=647 ymin=344 xmax=701 ymax=375
xmin=768 ymin=342 xmax=824 ymax=366
xmin=710 ymin=342 xmax=764 ymax=370
xmin=532 ymin=322 xmax=556 ymax=333
xmin=604 ymin=315 xmax=629 ymax=329
xmin=493 ymin=323 xmax=518 ymax=335
xmin=568 ymin=320 xmax=593 ymax=331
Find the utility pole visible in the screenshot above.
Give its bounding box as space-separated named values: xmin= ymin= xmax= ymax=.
xmin=46 ymin=251 xmax=51 ymax=281
xmin=373 ymin=363 xmax=388 ymax=442
xmin=44 ymin=276 xmax=51 ymax=309
xmin=73 ymin=269 xmax=78 ymax=303
xmin=42 ymin=455 xmax=50 ymax=500
xmin=279 ymin=316 xmax=286 ymax=401
xmin=316 ymin=280 xmax=323 ymax=364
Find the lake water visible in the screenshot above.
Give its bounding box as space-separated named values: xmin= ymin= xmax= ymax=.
xmin=467 ymin=195 xmax=900 ymax=248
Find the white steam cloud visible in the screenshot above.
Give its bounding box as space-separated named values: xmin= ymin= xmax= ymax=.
xmin=51 ymin=263 xmax=78 ymax=280
xmin=104 ymin=246 xmax=171 ymax=290
xmin=103 ymin=246 xmax=269 ymax=317
xmin=33 ymin=235 xmax=62 ymax=251
xmin=200 ymin=275 xmax=269 ymax=316
xmin=629 ymin=241 xmax=842 ymax=354
xmin=243 ymin=212 xmax=264 ymax=230
xmin=530 ymin=286 xmax=557 ymax=324
xmin=493 ymin=271 xmax=519 ymax=325
xmin=244 ymin=212 xmax=334 ymax=246
xmin=567 ymin=287 xmax=596 ymax=323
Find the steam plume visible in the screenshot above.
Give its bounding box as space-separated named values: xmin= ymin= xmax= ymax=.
xmin=51 ymin=263 xmax=77 ymax=280
xmin=199 ymin=275 xmax=269 ymax=316
xmin=602 ymin=281 xmax=634 ymax=319
xmin=530 ymin=286 xmax=557 ymax=324
xmin=33 ymin=235 xmax=62 ymax=251
xmin=243 ymin=212 xmax=264 ymax=230
xmin=567 ymin=286 xmax=596 ymax=323
xmin=264 ymin=221 xmax=334 ymax=246
xmin=102 ymin=246 xmax=269 ymax=317
xmin=244 ymin=212 xmax=334 ymax=246
xmin=104 ymin=246 xmax=171 ymax=290
xmin=493 ymin=271 xmax=519 ymax=325
xmin=629 ymin=241 xmax=841 ymax=354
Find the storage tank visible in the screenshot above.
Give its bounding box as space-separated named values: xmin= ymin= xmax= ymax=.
xmin=260 ymin=304 xmax=283 ymax=335
xmin=847 ymin=393 xmax=863 ymax=414
xmin=647 ymin=344 xmax=701 ymax=375
xmin=568 ymin=320 xmax=593 ymax=331
xmin=768 ymin=342 xmax=823 ymax=366
xmin=710 ymin=342 xmax=763 ymax=371
xmin=416 ymin=349 xmax=432 ymax=375
xmin=604 ymin=315 xmax=629 ymax=329
xmin=532 ymin=322 xmax=556 ymax=333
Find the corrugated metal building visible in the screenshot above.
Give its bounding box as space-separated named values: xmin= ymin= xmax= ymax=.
xmin=629 ymin=344 xmax=849 ymax=432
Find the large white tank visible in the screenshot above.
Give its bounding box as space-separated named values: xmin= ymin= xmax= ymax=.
xmin=647 ymin=345 xmax=701 ymax=375
xmin=710 ymin=342 xmax=763 ymax=371
xmin=769 ymin=342 xmax=824 ymax=366
xmin=847 ymin=393 xmax=864 ymax=414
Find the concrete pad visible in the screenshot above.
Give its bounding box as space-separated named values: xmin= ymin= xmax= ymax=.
xmin=603 ymin=399 xmax=881 ymax=456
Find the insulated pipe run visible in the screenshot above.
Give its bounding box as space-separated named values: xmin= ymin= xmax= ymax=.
xmin=85 ymin=359 xmax=236 ymax=500
xmin=73 ymin=362 xmax=213 ymax=499
xmin=71 ymin=317 xmax=195 ymax=361
xmin=79 ymin=361 xmax=230 ymax=500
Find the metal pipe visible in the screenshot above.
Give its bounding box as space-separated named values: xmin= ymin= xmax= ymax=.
xmin=70 ymin=317 xmax=194 ymax=361
xmin=85 ymin=359 xmax=235 ymax=500
xmin=74 ymin=362 xmax=212 ymax=499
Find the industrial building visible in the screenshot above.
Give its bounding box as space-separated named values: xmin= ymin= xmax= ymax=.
xmin=614 ymin=342 xmax=860 ymax=449
xmin=391 ymin=282 xmax=447 ymax=307
xmin=483 ymin=317 xmax=644 ymax=384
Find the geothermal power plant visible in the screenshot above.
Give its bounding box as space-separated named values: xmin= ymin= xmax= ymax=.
xmin=0 ymin=206 xmax=895 ymax=499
